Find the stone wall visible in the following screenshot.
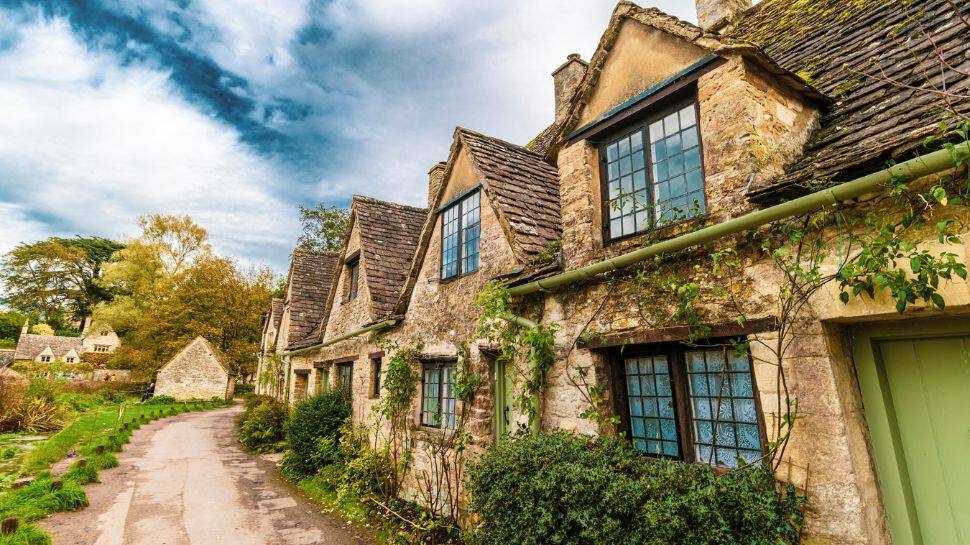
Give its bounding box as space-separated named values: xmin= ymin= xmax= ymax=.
xmin=155 ymin=339 xmax=229 ymax=401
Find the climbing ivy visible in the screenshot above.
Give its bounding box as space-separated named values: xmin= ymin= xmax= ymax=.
xmin=476 ymin=282 xmax=557 ymax=431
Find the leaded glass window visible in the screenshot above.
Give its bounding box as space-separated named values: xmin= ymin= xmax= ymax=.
xmin=686 ymin=348 xmax=762 ymax=467
xmin=604 ymin=129 xmax=649 ymax=238
xmin=649 ymin=104 xmax=704 ymax=225
xmin=624 ymin=355 xmax=679 ymax=457
xmin=421 ymin=362 xmax=457 ymax=429
xmin=616 ymin=344 xmax=763 ymax=468
xmin=440 ymin=191 xmax=480 ymax=279
xmin=601 ymin=99 xmax=705 ymax=240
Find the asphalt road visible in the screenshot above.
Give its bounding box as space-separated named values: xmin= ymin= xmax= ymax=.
xmin=42 ymin=404 xmax=374 ymax=545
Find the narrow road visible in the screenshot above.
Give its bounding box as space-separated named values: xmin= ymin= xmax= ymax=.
xmin=42 ymin=405 xmax=374 ymax=545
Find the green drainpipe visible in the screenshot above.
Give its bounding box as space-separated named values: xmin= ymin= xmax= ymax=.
xmin=505 ymin=141 xmax=969 ymax=433
xmin=508 ymin=142 xmax=969 ymax=297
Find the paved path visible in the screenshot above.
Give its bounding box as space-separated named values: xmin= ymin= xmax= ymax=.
xmin=42 ymin=405 xmax=374 ymax=545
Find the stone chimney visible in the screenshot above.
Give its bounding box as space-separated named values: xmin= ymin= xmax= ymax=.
xmin=552 ymin=53 xmax=587 ymax=123
xmin=428 ymin=161 xmax=447 ymax=208
xmin=20 ymin=320 xmax=28 ymax=337
xmin=696 ymin=0 xmax=751 ymax=31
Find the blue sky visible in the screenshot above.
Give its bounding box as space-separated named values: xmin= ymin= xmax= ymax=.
xmin=0 ymin=0 xmax=698 ymax=271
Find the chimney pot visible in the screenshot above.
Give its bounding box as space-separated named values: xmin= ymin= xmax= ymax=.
xmin=552 ymin=53 xmax=588 ymax=123
xmin=427 ymin=162 xmax=447 ymax=209
xmin=696 ymin=0 xmax=751 ymax=31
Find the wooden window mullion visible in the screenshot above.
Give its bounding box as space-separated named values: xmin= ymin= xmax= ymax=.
xmin=671 ymin=350 xmax=695 ymax=463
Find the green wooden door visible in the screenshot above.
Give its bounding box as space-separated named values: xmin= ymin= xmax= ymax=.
xmin=494 ymin=359 xmax=514 ymax=438
xmin=852 ymin=319 xmax=970 ymax=545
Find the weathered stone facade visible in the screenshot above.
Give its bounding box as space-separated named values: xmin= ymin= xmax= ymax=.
xmin=155 ymin=337 xmax=231 ymax=401
xmin=259 ymin=2 xmax=970 ymax=543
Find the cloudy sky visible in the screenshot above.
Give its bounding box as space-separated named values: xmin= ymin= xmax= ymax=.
xmin=0 ymin=0 xmax=699 ymax=271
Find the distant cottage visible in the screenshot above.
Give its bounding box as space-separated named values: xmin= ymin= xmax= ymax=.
xmin=12 ymin=319 xmax=120 ymax=365
xmin=155 ymin=336 xmax=232 ymax=401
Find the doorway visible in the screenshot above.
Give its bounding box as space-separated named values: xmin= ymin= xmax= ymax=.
xmin=851 ymin=318 xmax=970 ymax=545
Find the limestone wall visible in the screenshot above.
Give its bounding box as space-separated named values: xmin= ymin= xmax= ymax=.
xmin=155 ymin=339 xmax=229 ymax=401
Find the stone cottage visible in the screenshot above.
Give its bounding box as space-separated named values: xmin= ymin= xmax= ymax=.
xmin=262 ymin=1 xmax=970 ymax=543
xmin=254 ymin=249 xmax=340 ymax=402
xmin=255 ymin=297 xmax=285 ymax=395
xmin=155 ymin=336 xmax=232 ymax=401
xmin=12 ymin=319 xmax=120 ymax=367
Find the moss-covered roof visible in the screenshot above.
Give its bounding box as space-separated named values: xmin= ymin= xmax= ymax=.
xmin=731 ymin=0 xmax=970 ymax=200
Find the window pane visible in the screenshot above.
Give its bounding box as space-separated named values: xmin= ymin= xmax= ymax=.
xmin=648 ymin=101 xmax=705 ymax=227
xmin=625 ymin=355 xmax=679 ymax=457
xmin=442 ymin=365 xmax=457 ymax=429
xmin=421 ymin=366 xmax=441 ymax=427
xmin=440 ymin=204 xmax=460 ymax=278
xmin=348 ymin=260 xmax=359 ymax=300
xmin=686 ymin=348 xmax=762 ymax=468
xmin=604 ymin=128 xmax=649 ymax=239
xmin=460 ymin=192 xmax=481 ymax=274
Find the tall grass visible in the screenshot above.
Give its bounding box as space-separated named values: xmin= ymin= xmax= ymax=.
xmin=0 ymin=381 xmax=64 ymax=434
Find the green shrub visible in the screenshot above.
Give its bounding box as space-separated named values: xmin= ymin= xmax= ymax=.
xmin=233 ymin=382 xmax=255 ymax=397
xmin=281 ymin=390 xmax=351 ymax=478
xmin=144 ymin=395 xmax=177 ymax=405
xmin=334 ymin=422 xmax=393 ymax=499
xmin=467 ymin=432 xmax=805 ymax=545
xmin=238 ymin=398 xmax=288 ymax=453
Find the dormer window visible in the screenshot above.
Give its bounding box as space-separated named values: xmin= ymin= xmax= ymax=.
xmin=601 ymin=98 xmax=705 ymax=241
xmin=347 ymin=256 xmax=360 ymax=300
xmin=40 ymin=355 xmax=52 ymax=363
xmin=440 ymin=190 xmax=480 ymax=279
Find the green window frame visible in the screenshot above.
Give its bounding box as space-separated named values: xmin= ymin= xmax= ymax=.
xmin=599 ymin=95 xmax=705 ymax=242
xmin=421 ymin=362 xmax=457 ymax=429
xmin=613 ymin=344 xmax=764 ymax=468
xmin=440 ymin=190 xmax=481 ymax=279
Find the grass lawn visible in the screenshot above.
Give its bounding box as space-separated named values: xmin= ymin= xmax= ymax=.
xmin=0 ymin=398 xmax=229 ymax=545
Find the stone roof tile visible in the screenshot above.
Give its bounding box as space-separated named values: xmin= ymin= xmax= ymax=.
xmin=13 ymin=334 xmax=84 ymax=361
xmin=285 ymin=250 xmax=340 ymax=350
xmin=355 ymin=196 xmax=428 ymax=319
xmin=731 ymin=0 xmax=970 ymax=199
xmin=457 ymin=128 xmax=563 ymax=261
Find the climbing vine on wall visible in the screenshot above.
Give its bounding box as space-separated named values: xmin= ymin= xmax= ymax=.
xmin=475 ymin=282 xmax=557 ymax=431
xmin=371 ymin=336 xmax=422 ymax=497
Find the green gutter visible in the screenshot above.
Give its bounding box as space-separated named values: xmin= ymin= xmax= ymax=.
xmin=284 ymin=319 xmax=398 ymax=356
xmin=509 ymin=142 xmax=969 ymax=297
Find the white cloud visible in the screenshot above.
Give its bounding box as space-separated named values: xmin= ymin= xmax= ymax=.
xmin=0 ymin=203 xmax=51 ymax=256
xmin=0 ymin=13 xmax=299 ymax=267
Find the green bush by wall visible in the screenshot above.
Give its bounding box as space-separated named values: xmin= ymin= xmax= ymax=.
xmin=281 ymin=390 xmax=351 ymax=478
xmin=467 ymin=432 xmax=805 ymax=545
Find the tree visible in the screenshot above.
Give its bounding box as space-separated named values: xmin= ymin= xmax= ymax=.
xmin=0 ymin=310 xmax=28 ymax=340
xmin=97 ymin=215 xmax=273 ymax=379
xmin=97 ymin=214 xmax=211 ymax=335
xmin=0 ymin=236 xmax=124 ymax=328
xmin=297 ymin=204 xmax=350 ymax=252
xmin=30 ymin=323 xmax=55 ymax=336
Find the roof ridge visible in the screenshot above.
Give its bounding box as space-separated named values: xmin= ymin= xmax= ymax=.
xmin=353 ymin=194 xmax=428 ymax=213
xmin=455 ymin=127 xmax=545 ymax=158
xmin=292 ymin=248 xmax=340 ymax=257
